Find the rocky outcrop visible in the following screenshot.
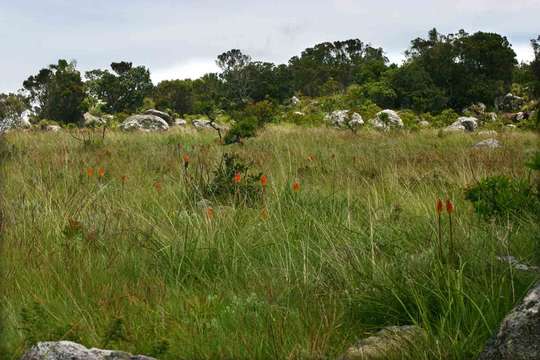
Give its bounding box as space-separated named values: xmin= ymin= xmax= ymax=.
xmin=370 ymin=110 xmax=403 ymax=130
xmin=120 ymin=114 xmax=169 ymax=131
xmin=495 ymin=93 xmax=525 ymax=112
xmin=325 ymin=110 xmax=364 ymax=129
xmin=340 ymin=325 xmax=423 ymax=360
xmin=144 ymin=109 xmax=172 ymax=124
xmin=478 ymin=282 xmax=540 ymax=360
xmin=192 ymin=119 xmax=227 ymax=130
xmin=20 ymin=341 xmax=156 ymax=360
xmin=174 ymin=118 xmax=187 ymax=126
xmin=0 ymin=110 xmax=32 ymax=133
xmin=83 ymin=112 xmax=107 ymax=127
xmin=445 ymin=116 xmax=478 ymax=132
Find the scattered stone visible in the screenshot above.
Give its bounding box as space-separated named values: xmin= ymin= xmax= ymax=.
xmin=120 ymin=114 xmax=169 ymax=132
xmin=44 ymin=125 xmax=62 ymax=132
xmin=478 ymin=130 xmax=498 ymax=137
xmin=370 ymin=110 xmax=403 ymax=130
xmin=511 ymin=112 xmax=529 ymax=123
xmin=293 ymin=111 xmax=305 ymax=116
xmin=505 ymin=124 xmax=517 ymax=129
xmin=174 ymin=118 xmax=187 ymax=126
xmin=473 ymin=138 xmax=501 ymax=149
xmin=496 ymin=256 xmax=540 ymax=272
xmin=325 ymin=110 xmax=364 ymax=129
xmin=83 ymin=112 xmax=107 ymax=127
xmin=144 ymin=109 xmax=172 ymax=124
xmin=418 ymin=120 xmax=430 ymax=127
xmin=445 ymin=116 xmax=478 ymax=132
xmin=495 ymin=93 xmax=526 ymax=112
xmin=478 ymin=282 xmax=540 ymax=360
xmin=464 ymin=102 xmax=486 ymax=116
xmin=20 ymin=341 xmax=156 ymax=360
xmin=290 ymin=96 xmax=301 ymax=105
xmin=340 ymin=325 xmax=423 ymax=360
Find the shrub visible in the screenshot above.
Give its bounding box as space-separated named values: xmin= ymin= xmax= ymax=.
xmin=465 ymin=175 xmax=540 ymax=219
xmin=224 ymin=116 xmax=259 ymax=144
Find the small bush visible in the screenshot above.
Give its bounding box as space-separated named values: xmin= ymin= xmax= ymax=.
xmin=465 ymin=175 xmax=540 ymax=219
xmin=224 ymin=116 xmax=259 ymax=144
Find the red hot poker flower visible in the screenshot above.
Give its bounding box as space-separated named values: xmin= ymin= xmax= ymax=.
xmin=446 ymin=199 xmax=454 ymax=214
xmin=436 ymin=199 xmax=444 ymax=214
xmin=233 ymin=172 xmax=242 ymax=184
xmin=87 ymin=167 xmax=94 ymax=177
xmin=292 ymin=181 xmax=300 ymax=192
xmin=98 ymin=167 xmax=105 ymax=177
xmin=260 ymin=175 xmax=268 ymax=187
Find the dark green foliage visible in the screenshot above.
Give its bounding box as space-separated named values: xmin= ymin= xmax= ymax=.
xmin=465 ymin=176 xmax=539 ymax=219
xmin=203 ymin=153 xmax=262 ymax=205
xmin=153 ymin=79 xmax=194 ymax=116
xmin=101 ymin=317 xmax=128 ymax=347
xmin=23 ymin=60 xmax=85 ymax=124
xmin=85 ymin=62 xmax=153 ymax=114
xmin=0 ymin=93 xmax=28 ymax=120
xmin=224 ymin=116 xmax=259 ymax=144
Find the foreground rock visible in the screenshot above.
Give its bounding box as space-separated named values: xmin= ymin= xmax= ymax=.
xmin=496 ymin=256 xmax=540 ymax=272
xmin=144 ymin=109 xmax=172 ymax=124
xmin=325 ymin=110 xmax=364 ymax=129
xmin=370 ymin=110 xmax=403 ymax=130
xmin=495 ymin=93 xmax=525 ymax=112
xmin=445 ymin=116 xmax=478 ymax=132
xmin=20 ymin=341 xmax=156 ymax=360
xmin=340 ymin=325 xmax=423 ymax=360
xmin=478 ymin=282 xmax=540 ymax=360
xmin=473 ymin=138 xmax=501 ymax=149
xmin=120 ymin=114 xmax=169 ymax=132
xmin=83 ymin=112 xmax=107 ymax=127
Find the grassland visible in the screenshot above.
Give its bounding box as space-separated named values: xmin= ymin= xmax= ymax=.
xmin=1 ymin=126 xmax=539 ymax=359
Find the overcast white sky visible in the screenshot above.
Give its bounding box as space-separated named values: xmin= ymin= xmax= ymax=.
xmin=1 ymin=0 xmax=538 ymax=92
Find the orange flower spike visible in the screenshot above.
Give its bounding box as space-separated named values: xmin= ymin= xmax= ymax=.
xmin=446 ymin=199 xmax=454 ymax=214
xmin=436 ymin=199 xmax=444 ymax=214
xmin=98 ymin=167 xmax=105 ymax=178
xmin=183 ymin=154 xmax=190 ymax=164
xmin=86 ymin=167 xmax=94 ymax=177
xmin=260 ymin=175 xmax=268 ymax=187
xmin=206 ymin=207 xmax=214 ymax=219
xmin=292 ymin=181 xmax=301 ymax=192
xmin=120 ymin=175 xmax=127 ymax=184
xmin=154 ymin=181 xmax=162 ymax=192
xmin=233 ymin=172 xmax=242 ymax=184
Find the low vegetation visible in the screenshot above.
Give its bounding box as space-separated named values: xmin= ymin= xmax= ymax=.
xmin=1 ymin=126 xmax=538 ymax=359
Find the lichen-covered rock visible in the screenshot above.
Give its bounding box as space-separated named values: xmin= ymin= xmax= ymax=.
xmin=340 ymin=325 xmax=423 ymax=360
xmin=418 ymin=120 xmax=430 ymax=127
xmin=144 ymin=109 xmax=172 ymax=124
xmin=83 ymin=112 xmax=107 ymax=127
xmin=473 ymin=138 xmax=501 ymax=149
xmin=120 ymin=114 xmax=169 ymax=131
xmin=192 ymin=119 xmax=227 ymax=130
xmin=325 ymin=110 xmax=364 ymax=129
xmin=174 ymin=118 xmax=187 ymax=126
xmin=369 ymin=110 xmax=403 ymax=130
xmin=290 ymin=96 xmax=301 ymax=105
xmin=464 ymin=102 xmax=486 ymax=116
xmin=495 ymin=93 xmax=526 ymax=112
xmin=445 ymin=116 xmax=478 ymax=132
xmin=478 ymin=282 xmax=540 ymax=360
xmin=20 ymin=341 xmax=156 ymax=360
xmin=44 ymin=125 xmax=62 ymax=132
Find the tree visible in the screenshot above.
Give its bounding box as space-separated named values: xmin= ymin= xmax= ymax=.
xmin=531 ymin=36 xmax=540 ymax=98
xmin=0 ymin=93 xmax=28 ymax=120
xmin=23 ymin=59 xmax=85 ymax=123
xmin=153 ymin=79 xmax=194 ymax=116
xmin=216 ymin=49 xmax=252 ymax=108
xmin=85 ymin=62 xmax=153 ymax=113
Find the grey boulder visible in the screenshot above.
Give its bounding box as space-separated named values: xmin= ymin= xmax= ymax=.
xmin=478 ymin=282 xmax=540 ymax=360
xmin=325 ymin=110 xmax=364 ymax=129
xmin=495 ymin=93 xmax=526 ymax=112
xmin=83 ymin=112 xmax=107 ymax=127
xmin=370 ymin=110 xmax=403 ymax=130
xmin=20 ymin=341 xmax=156 ymax=360
xmin=445 ymin=116 xmax=478 ymax=132
xmin=143 ymin=109 xmax=172 ymax=124
xmin=473 ymin=138 xmax=501 ymax=149
xmin=120 ymin=114 xmax=169 ymax=132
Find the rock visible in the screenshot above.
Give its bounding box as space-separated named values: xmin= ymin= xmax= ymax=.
xmin=340 ymin=325 xmax=423 ymax=360
xmin=495 ymin=93 xmax=526 ymax=112
xmin=325 ymin=110 xmax=364 ymax=129
xmin=464 ymin=102 xmax=486 ymax=116
xmin=83 ymin=112 xmax=107 ymax=127
xmin=120 ymin=114 xmax=169 ymax=132
xmin=192 ymin=119 xmax=226 ymax=130
xmin=486 ymin=112 xmax=498 ymax=122
xmin=174 ymin=118 xmax=187 ymax=126
xmin=418 ymin=120 xmax=430 ymax=127
xmin=293 ymin=111 xmax=305 ymax=116
xmin=511 ymin=112 xmax=529 ymax=123
xmin=445 ymin=117 xmax=478 ymax=132
xmin=505 ymin=124 xmax=517 ymax=129
xmin=20 ymin=341 xmax=156 ymax=360
xmin=496 ymin=256 xmax=540 ymax=272
xmin=370 ymin=110 xmax=403 ymax=130
xmin=478 ymin=282 xmax=540 ymax=360
xmin=290 ymin=96 xmax=301 ymax=105
xmin=473 ymin=138 xmax=501 ymax=149
xmin=478 ymin=130 xmax=498 ymax=137
xmin=143 ymin=109 xmax=172 ymax=124
xmin=44 ymin=125 xmax=62 ymax=132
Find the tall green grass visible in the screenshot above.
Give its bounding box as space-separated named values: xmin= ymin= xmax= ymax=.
xmin=1 ymin=126 xmax=538 ymax=359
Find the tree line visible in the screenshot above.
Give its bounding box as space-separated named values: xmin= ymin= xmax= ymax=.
xmin=1 ymin=29 xmax=539 ymax=125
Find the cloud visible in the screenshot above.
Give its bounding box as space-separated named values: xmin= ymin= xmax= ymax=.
xmin=152 ymin=59 xmax=220 ymax=83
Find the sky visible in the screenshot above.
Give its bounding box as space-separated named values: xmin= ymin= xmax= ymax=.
xmin=1 ymin=0 xmax=539 ymax=92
